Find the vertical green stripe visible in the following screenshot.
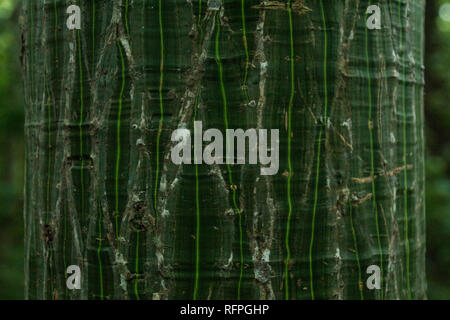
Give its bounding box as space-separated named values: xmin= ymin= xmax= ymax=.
xmin=309 ymin=0 xmax=328 ymax=300
xmin=44 ymin=79 xmax=54 ymax=297
xmin=96 ymin=201 xmax=104 ymax=300
xmin=54 ymin=0 xmax=58 ymax=59
xmin=193 ymin=90 xmax=201 ymax=300
xmin=115 ymin=41 xmax=126 ymax=239
xmin=215 ymin=10 xmax=244 ymax=300
xmin=154 ymin=0 xmax=164 ymax=218
xmin=241 ymin=0 xmax=250 ymax=103
xmin=365 ymin=0 xmax=384 ymax=299
xmin=198 ymin=0 xmax=203 ymax=43
xmin=45 ymin=81 xmax=52 ymax=222
xmin=284 ymin=0 xmax=295 ymax=301
xmin=349 ymin=203 xmax=364 ymax=300
xmin=399 ymin=0 xmax=411 ymax=300
xmin=92 ymin=1 xmax=95 ymax=63
xmin=63 ymin=200 xmax=68 ymax=298
xmin=134 ymin=230 xmax=140 ymax=299
xmin=29 ymin=1 xmax=34 ymax=99
xmin=125 ymin=0 xmax=130 ymax=37
xmin=77 ymin=30 xmax=85 ymax=224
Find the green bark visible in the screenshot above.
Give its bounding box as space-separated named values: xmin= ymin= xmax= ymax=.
xmin=22 ymin=0 xmax=426 ymax=300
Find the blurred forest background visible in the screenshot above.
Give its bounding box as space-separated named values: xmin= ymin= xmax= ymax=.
xmin=0 ymin=0 xmax=448 ymax=299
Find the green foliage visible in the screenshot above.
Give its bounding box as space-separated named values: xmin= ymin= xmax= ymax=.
xmin=425 ymin=0 xmax=450 ymax=300
xmin=0 ymin=0 xmax=24 ymax=299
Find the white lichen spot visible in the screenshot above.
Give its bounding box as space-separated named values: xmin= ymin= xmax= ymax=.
xmin=392 ymin=50 xmax=399 ymax=63
xmin=207 ymin=0 xmax=221 ymax=11
xmin=132 ymin=193 xmax=140 ymax=202
xmin=156 ymin=252 xmax=164 ymax=268
xmin=225 ymin=251 xmax=233 ymax=268
xmin=257 ymin=21 xmax=264 ymax=32
xmin=349 ymin=30 xmax=354 ymax=40
xmin=260 ymin=61 xmax=268 ymax=76
xmin=252 ymin=245 xmax=259 ymax=261
xmin=390 ymin=132 xmax=396 ymax=143
xmin=262 ymin=249 xmax=271 ymax=262
xmin=170 ymin=177 xmax=179 ymax=190
xmin=393 ymin=69 xmax=400 ymax=79
xmin=68 ymin=43 xmax=75 ymax=64
xmin=408 ymin=51 xmax=415 ymax=65
xmin=160 ymin=175 xmax=167 ymax=193
xmin=161 ymin=209 xmax=169 ymax=218
xmin=342 ymin=118 xmax=352 ymax=129
xmin=152 ymin=293 xmax=161 ymax=300
xmin=187 ymin=90 xmax=196 ymax=99
xmin=115 ymin=251 xmax=127 ymax=266
xmin=335 ymin=248 xmax=341 ymax=259
xmin=120 ymin=274 xmax=127 ymax=291
xmin=136 ymin=138 xmax=145 ymax=146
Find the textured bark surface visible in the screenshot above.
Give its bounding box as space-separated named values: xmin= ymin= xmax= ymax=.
xmin=22 ymin=0 xmax=426 ymax=300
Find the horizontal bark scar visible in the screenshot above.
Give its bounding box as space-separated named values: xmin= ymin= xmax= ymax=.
xmin=253 ymin=0 xmax=311 ymax=15
xmin=352 ymin=193 xmax=372 ymax=208
xmin=351 ymin=165 xmax=413 ymax=184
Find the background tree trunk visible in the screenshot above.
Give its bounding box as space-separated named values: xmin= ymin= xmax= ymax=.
xmin=21 ymin=0 xmax=426 ymax=300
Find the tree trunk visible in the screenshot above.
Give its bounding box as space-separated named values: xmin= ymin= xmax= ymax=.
xmin=21 ymin=0 xmax=426 ymax=300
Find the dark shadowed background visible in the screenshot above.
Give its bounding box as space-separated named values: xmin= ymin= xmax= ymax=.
xmin=0 ymin=0 xmax=448 ymax=299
